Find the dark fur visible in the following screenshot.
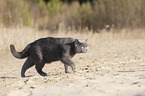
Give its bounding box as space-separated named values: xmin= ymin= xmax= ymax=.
xmin=10 ymin=37 xmax=88 ymax=77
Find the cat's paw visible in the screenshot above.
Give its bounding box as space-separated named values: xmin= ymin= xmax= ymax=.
xmin=40 ymin=73 xmax=47 ymax=76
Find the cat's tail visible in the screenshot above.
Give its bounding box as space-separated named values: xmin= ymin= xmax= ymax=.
xmin=10 ymin=44 xmax=30 ymax=59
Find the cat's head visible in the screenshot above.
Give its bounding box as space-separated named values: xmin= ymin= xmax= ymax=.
xmin=74 ymin=39 xmax=88 ymax=53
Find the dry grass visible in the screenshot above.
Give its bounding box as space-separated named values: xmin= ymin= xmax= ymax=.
xmin=1 ymin=0 xmax=145 ymax=30
xmin=1 ymin=27 xmax=145 ymax=53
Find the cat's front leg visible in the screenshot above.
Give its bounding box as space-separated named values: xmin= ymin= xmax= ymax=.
xmin=64 ymin=64 xmax=71 ymax=73
xmin=60 ymin=57 xmax=76 ymax=72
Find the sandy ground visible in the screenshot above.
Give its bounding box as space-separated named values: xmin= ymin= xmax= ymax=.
xmin=1 ymin=39 xmax=145 ymax=96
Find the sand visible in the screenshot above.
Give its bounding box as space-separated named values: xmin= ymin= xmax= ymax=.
xmin=0 ymin=39 xmax=145 ymax=96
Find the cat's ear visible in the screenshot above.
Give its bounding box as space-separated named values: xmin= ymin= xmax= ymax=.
xmin=85 ymin=39 xmax=88 ymax=42
xmin=75 ymin=39 xmax=80 ymax=43
xmin=75 ymin=39 xmax=80 ymax=46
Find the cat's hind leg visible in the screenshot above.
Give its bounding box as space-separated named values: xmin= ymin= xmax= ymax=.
xmin=35 ymin=60 xmax=47 ymax=76
xmin=21 ymin=58 xmax=34 ymax=77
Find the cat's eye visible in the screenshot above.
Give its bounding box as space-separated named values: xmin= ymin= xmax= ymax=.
xmin=82 ymin=47 xmax=88 ymax=49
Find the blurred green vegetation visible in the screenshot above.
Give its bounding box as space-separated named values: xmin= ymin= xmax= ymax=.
xmin=0 ymin=0 xmax=145 ymax=31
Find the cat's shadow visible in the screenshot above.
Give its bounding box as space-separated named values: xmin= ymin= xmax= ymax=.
xmin=0 ymin=76 xmax=17 ymax=79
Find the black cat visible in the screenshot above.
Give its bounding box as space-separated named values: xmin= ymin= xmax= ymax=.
xmin=10 ymin=37 xmax=88 ymax=77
